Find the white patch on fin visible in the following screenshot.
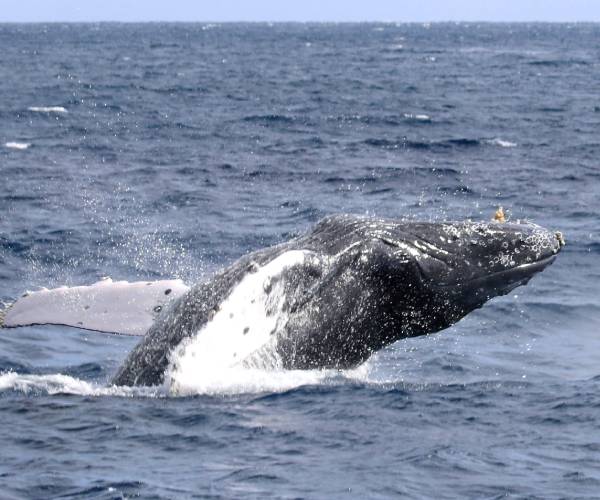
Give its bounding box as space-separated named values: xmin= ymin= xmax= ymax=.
xmin=2 ymin=279 xmax=190 ymax=335
xmin=166 ymin=250 xmax=308 ymax=394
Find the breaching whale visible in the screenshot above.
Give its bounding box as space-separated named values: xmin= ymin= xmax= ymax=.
xmin=1 ymin=214 xmax=564 ymax=388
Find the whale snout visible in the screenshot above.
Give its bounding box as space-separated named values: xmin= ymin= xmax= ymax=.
xmin=435 ymin=221 xmax=564 ymax=309
xmin=499 ymin=222 xmax=564 ymax=273
xmin=403 ymin=220 xmax=563 ymax=309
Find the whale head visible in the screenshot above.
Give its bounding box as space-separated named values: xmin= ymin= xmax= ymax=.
xmin=389 ymin=220 xmax=563 ymax=314
xmin=356 ymin=217 xmax=564 ymax=336
xmin=283 ymin=215 xmax=564 ymax=369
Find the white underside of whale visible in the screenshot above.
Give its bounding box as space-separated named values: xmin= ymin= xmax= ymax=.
xmin=165 ymin=250 xmax=308 ymax=393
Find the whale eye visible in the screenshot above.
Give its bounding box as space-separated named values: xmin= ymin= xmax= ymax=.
xmin=153 ymin=305 xmax=162 ymax=313
xmin=164 ymin=288 xmax=172 ymax=295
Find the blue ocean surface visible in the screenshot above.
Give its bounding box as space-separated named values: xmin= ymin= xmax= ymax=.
xmin=0 ymin=23 xmax=599 ymax=498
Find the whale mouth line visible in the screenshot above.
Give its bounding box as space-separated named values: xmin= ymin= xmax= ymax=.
xmin=431 ymin=253 xmax=558 ymax=290
xmin=464 ymin=253 xmax=557 ymax=287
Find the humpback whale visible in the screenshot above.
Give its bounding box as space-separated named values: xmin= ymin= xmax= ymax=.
xmin=2 ymin=214 xmax=564 ymax=388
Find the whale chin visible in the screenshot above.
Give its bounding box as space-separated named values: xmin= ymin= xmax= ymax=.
xmin=448 ymin=254 xmax=557 ymax=314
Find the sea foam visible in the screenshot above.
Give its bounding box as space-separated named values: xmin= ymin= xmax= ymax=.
xmin=404 ymin=113 xmax=431 ymax=121
xmin=0 ymin=372 xmax=162 ymax=397
xmin=487 ymin=138 xmax=517 ymax=148
xmin=4 ymin=142 xmax=31 ymax=150
xmin=0 ymin=367 xmax=365 ymax=398
xmin=28 ymin=106 xmax=68 ymax=114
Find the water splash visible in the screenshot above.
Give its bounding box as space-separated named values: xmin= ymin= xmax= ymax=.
xmin=0 ymin=368 xmax=350 ymax=398
xmin=0 ymin=372 xmax=162 ymax=397
xmin=0 ymin=358 xmax=383 ymax=398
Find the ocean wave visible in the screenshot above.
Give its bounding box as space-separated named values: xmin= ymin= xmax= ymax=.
xmin=27 ymin=106 xmax=68 ymax=113
xmin=149 ymin=42 xmax=181 ymax=49
xmin=403 ymin=113 xmax=431 ymax=122
xmin=486 ymin=138 xmax=517 ymax=148
xmin=4 ymin=142 xmax=31 ymax=150
xmin=528 ymin=59 xmax=590 ymax=67
xmin=363 ymin=137 xmax=516 ymax=151
xmin=326 ymin=113 xmax=435 ymax=127
xmin=243 ymin=114 xmax=296 ymax=124
xmin=539 ymin=107 xmax=565 ymax=113
xmin=363 ymin=137 xmax=480 ymax=150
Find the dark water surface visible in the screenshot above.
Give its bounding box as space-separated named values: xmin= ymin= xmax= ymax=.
xmin=0 ymin=23 xmax=599 ymax=499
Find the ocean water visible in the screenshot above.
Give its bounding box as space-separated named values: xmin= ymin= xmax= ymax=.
xmin=0 ymin=22 xmax=599 ymax=499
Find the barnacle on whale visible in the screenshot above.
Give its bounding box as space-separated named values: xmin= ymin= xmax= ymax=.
xmin=494 ymin=206 xmax=506 ymax=223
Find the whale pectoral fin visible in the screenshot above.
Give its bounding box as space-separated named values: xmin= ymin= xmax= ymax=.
xmin=1 ymin=278 xmax=190 ymax=336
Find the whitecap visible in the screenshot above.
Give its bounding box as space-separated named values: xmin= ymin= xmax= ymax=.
xmin=487 ymin=138 xmax=517 ymax=148
xmin=4 ymin=141 xmax=30 ymax=150
xmin=404 ymin=113 xmax=431 ymax=121
xmin=28 ymin=106 xmax=68 ymax=114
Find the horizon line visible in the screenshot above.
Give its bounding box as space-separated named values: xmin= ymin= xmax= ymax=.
xmin=1 ymin=19 xmax=599 ymax=24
